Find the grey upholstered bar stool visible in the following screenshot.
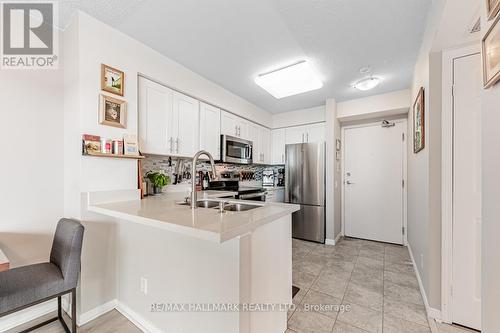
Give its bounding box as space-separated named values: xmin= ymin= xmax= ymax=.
xmin=0 ymin=218 xmax=85 ymax=333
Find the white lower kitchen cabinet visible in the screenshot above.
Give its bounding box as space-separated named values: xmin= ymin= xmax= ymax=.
xmin=271 ymin=128 xmax=286 ymax=164
xmin=199 ymin=102 xmax=221 ymax=159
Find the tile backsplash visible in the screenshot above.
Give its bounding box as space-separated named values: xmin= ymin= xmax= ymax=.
xmin=141 ymin=155 xmax=283 ymax=185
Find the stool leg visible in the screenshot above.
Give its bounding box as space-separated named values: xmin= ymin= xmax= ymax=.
xmin=71 ymin=289 xmax=77 ymax=333
xmin=58 ymin=296 xmax=62 ymax=319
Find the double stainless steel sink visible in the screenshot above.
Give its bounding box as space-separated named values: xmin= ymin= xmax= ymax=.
xmin=178 ymin=200 xmax=262 ymax=212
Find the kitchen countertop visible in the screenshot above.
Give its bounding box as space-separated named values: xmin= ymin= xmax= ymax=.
xmin=88 ymin=191 xmax=299 ymax=243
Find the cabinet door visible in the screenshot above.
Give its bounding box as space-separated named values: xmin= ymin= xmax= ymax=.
xmin=221 ymin=111 xmax=239 ymax=137
xmin=272 ymin=128 xmax=286 ymax=164
xmin=173 ymin=92 xmax=199 ymax=157
xmin=260 ymin=127 xmax=271 ymax=164
xmin=138 ymin=77 xmax=173 ymax=155
xmin=306 ymin=123 xmax=326 ymax=143
xmin=238 ymin=118 xmax=250 ymax=140
xmin=285 ymin=125 xmax=307 ymax=144
xmin=200 ymin=102 xmax=221 ymax=159
xmin=248 ymin=123 xmax=260 ymax=163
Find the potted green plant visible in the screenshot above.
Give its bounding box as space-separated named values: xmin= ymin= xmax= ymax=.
xmin=145 ymin=171 xmax=170 ymax=194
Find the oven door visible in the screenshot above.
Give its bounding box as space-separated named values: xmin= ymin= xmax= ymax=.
xmin=239 ymin=191 xmax=266 ymax=202
xmin=221 ymin=135 xmax=253 ymax=164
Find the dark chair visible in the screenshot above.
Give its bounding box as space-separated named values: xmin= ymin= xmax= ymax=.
xmin=0 ymin=219 xmax=85 ymax=333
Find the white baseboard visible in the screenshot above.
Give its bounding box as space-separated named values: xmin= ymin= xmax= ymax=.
xmin=78 ymin=299 xmax=117 ymax=326
xmin=407 ymin=244 xmax=442 ymax=332
xmin=0 ymin=299 xmax=57 ymax=332
xmin=325 ymin=233 xmax=343 ymax=246
xmin=116 ymin=301 xmax=162 ymax=333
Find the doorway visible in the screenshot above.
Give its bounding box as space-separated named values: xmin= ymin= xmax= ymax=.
xmin=443 ymin=46 xmax=482 ymax=331
xmin=342 ymin=119 xmax=407 ymax=245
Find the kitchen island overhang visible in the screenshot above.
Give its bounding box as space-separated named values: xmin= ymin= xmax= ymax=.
xmin=80 ymin=190 xmax=299 ymax=333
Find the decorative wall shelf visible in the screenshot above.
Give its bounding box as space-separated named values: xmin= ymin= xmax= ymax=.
xmin=83 ymin=152 xmax=145 ymax=159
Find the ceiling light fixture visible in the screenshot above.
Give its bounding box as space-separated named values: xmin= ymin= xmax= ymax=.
xmin=353 ymin=77 xmax=381 ymax=91
xmin=254 ymin=60 xmax=323 ymax=99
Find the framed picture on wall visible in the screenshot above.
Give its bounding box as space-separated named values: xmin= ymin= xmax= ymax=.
xmin=99 ymin=94 xmax=127 ymax=128
xmin=413 ymin=87 xmax=425 ymax=153
xmin=482 ymin=14 xmax=500 ymax=88
xmin=486 ymin=0 xmax=500 ymax=20
xmin=101 ymin=64 xmax=125 ymax=96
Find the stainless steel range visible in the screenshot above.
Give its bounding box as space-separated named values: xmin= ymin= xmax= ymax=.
xmin=208 ymin=180 xmax=267 ymax=202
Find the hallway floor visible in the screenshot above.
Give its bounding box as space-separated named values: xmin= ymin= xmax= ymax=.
xmin=288 ymin=237 xmax=429 ymax=333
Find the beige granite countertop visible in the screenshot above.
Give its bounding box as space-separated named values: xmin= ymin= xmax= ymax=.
xmin=88 ymin=191 xmax=299 ymax=243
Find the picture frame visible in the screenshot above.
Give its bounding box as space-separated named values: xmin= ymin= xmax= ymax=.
xmin=99 ymin=94 xmax=127 ymax=128
xmin=413 ymin=87 xmax=425 ymax=153
xmin=482 ymin=14 xmax=500 ymax=88
xmin=101 ymin=64 xmax=124 ymax=96
xmin=486 ymin=0 xmax=500 ymax=21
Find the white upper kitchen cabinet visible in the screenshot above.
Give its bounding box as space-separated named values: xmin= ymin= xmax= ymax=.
xmin=272 ymin=128 xmax=286 ymax=165
xmin=259 ymin=126 xmax=271 ymax=164
xmin=138 ymin=77 xmax=174 ymax=155
xmin=285 ymin=123 xmax=325 ymax=145
xmin=220 ymin=110 xmax=249 ymax=140
xmin=172 ymin=91 xmax=200 ymax=157
xmin=285 ymin=125 xmax=308 ymax=144
xmin=306 ymin=123 xmax=325 ymax=143
xmin=199 ymin=102 xmax=221 ymax=159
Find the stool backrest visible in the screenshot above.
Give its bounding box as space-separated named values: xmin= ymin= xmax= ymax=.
xmin=50 ymin=219 xmax=85 ymax=289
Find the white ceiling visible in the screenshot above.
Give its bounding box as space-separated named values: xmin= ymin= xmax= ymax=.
xmin=58 ymin=0 xmax=431 ymax=113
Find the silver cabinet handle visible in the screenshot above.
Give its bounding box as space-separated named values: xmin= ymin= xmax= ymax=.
xmin=282 ymin=154 xmax=284 ymax=163
xmin=302 ymin=133 xmax=304 ymax=143
xmin=235 ymin=125 xmax=238 ymax=136
xmin=306 ymin=133 xmax=309 ymax=142
xmin=175 ymin=138 xmax=179 ymax=154
xmin=169 ymin=137 xmax=173 ymax=153
xmin=238 ymin=126 xmax=241 ymax=137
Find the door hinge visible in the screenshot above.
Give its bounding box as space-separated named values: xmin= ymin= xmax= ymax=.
xmin=402 ymin=179 xmax=405 ymax=188
xmin=402 ymin=227 xmax=405 ymax=235
xmin=451 ymin=85 xmax=455 ymax=97
xmin=402 ymin=133 xmax=405 ymax=141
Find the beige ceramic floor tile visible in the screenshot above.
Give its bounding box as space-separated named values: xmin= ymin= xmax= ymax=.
xmin=383 ymin=298 xmax=428 ymax=326
xmin=384 ymin=270 xmax=419 ymax=289
xmin=337 ymin=303 xmax=383 ymax=333
xmin=288 ymin=310 xmax=336 ymax=333
xmin=384 ymin=281 xmax=423 ymax=306
xmin=293 ymin=270 xmax=318 ymax=289
xmin=383 ymin=314 xmax=431 ymax=333
xmin=311 ymin=269 xmax=350 ymax=298
xmin=343 ymin=282 xmax=383 ymax=311
xmin=298 ymin=290 xmax=342 ymax=319
xmin=333 ymin=321 xmax=371 ymax=333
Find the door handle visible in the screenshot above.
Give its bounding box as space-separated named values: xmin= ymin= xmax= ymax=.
xmin=346 ymin=180 xmax=354 ymax=185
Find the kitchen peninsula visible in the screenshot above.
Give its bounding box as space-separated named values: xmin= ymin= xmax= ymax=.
xmin=84 ymin=189 xmax=299 ymax=333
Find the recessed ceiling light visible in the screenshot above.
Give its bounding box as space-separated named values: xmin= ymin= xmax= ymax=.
xmin=353 ymin=77 xmax=381 ymax=91
xmin=255 ymin=60 xmax=323 ymax=99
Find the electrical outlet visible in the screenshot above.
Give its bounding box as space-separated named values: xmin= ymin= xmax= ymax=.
xmin=420 ymin=254 xmax=424 ymax=270
xmin=140 ymin=277 xmax=148 ymax=295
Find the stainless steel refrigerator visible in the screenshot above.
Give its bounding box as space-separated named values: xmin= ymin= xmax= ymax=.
xmin=285 ymin=142 xmax=326 ymax=243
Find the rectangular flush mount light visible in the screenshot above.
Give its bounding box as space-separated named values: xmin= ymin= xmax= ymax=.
xmin=254 ymin=60 xmax=323 ymax=99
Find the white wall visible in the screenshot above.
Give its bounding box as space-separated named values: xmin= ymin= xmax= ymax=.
xmin=0 ymin=36 xmax=64 ymax=267
xmin=325 ymin=99 xmax=341 ymax=242
xmin=480 ymin=2 xmax=500 ymax=332
xmin=272 ymin=105 xmax=325 ymax=128
xmin=337 ymin=89 xmax=410 ymax=122
xmin=406 ymin=0 xmax=448 ymax=312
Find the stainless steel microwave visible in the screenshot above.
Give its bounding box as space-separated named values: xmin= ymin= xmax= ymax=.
xmin=221 ymin=135 xmax=253 ymax=164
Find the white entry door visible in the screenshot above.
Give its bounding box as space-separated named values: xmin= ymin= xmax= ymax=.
xmin=452 ymin=53 xmax=481 ymax=330
xmin=344 ymin=121 xmax=405 ymax=244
